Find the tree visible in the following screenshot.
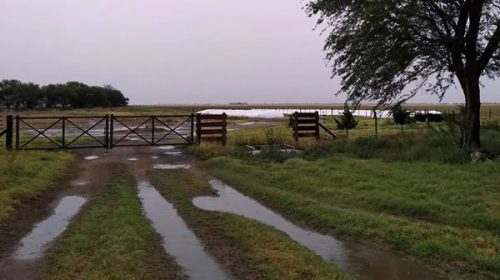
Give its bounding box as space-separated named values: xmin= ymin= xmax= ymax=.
xmin=390 ymin=104 xmax=414 ymax=132
xmin=334 ymin=106 xmax=359 ymax=136
xmin=307 ymin=1 xmax=500 ymax=149
xmin=0 ymin=80 xmax=129 ymax=110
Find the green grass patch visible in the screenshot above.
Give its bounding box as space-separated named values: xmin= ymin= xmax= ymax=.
xmin=0 ymin=150 xmax=74 ymax=224
xmin=203 ymin=156 xmax=500 ymax=278
xmin=46 ymin=166 xmax=183 ymax=280
xmin=149 ymin=169 xmax=346 ymax=280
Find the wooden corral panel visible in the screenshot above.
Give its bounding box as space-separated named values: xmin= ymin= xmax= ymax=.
xmin=196 ymin=113 xmax=227 ymax=146
xmin=291 ymin=112 xmax=320 ymax=141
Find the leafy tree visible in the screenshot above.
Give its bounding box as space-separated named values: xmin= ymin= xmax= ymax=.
xmin=307 ymin=0 xmax=500 ymax=149
xmin=334 ymin=106 xmax=359 ymax=136
xmin=0 ymin=80 xmax=129 ymax=110
xmin=0 ymin=80 xmax=23 ymax=109
xmin=390 ymin=104 xmax=414 ymax=132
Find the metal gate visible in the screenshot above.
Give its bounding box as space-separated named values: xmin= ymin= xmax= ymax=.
xmin=110 ymin=114 xmax=195 ymax=148
xmin=15 ymin=115 xmax=109 ymax=150
xmin=4 ymin=113 xmax=219 ymax=150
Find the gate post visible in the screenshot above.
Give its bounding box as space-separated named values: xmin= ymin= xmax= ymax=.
xmin=293 ymin=112 xmax=299 ymax=142
xmin=109 ymin=114 xmax=114 ymax=149
xmin=15 ymin=115 xmax=20 ymax=150
xmin=190 ymin=113 xmax=195 ymax=144
xmin=222 ymin=113 xmax=227 ymax=147
xmin=61 ymin=117 xmax=66 ymax=148
xmin=196 ymin=114 xmax=201 ymax=145
xmin=5 ymin=115 xmax=13 ymax=150
xmin=105 ymin=114 xmax=110 ymax=150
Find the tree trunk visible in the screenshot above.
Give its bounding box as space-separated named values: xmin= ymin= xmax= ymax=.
xmin=461 ymin=75 xmax=481 ymax=149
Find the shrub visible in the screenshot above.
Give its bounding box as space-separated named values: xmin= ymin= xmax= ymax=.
xmin=390 ymin=104 xmax=415 ymax=132
xmin=334 ymin=106 xmax=359 ymax=136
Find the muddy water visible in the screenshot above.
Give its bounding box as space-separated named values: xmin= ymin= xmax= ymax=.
xmin=193 ymin=180 xmax=443 ymax=280
xmin=153 ymin=164 xmax=191 ymax=170
xmin=84 ymin=155 xmax=99 ymax=160
xmin=13 ymin=196 xmax=87 ymax=260
xmin=137 ymin=181 xmax=229 ymax=280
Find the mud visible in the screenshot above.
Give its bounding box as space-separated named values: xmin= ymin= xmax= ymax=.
xmin=193 ymin=179 xmax=444 ymax=280
xmin=0 ymin=150 xmax=112 ymax=280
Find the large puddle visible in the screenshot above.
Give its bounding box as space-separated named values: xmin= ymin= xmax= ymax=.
xmin=193 ymin=180 xmax=443 ymax=280
xmin=14 ymin=196 xmax=87 ymax=260
xmin=137 ymin=181 xmax=229 ymax=280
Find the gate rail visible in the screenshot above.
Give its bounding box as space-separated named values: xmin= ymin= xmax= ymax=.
xmin=110 ymin=114 xmax=195 ymax=148
xmin=4 ymin=113 xmax=229 ymax=150
xmin=15 ymin=115 xmax=109 ymax=150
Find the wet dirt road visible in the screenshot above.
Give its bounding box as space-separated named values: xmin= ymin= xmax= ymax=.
xmin=1 ymin=145 xmax=444 ymax=280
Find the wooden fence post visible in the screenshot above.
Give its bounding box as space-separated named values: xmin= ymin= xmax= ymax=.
xmin=315 ymin=111 xmax=320 ymax=139
xmin=222 ymin=113 xmax=227 ymax=146
xmin=15 ymin=115 xmax=19 ymax=150
xmin=374 ymin=110 xmax=378 ymax=137
xmin=190 ymin=113 xmax=195 ymax=144
xmin=109 ymin=114 xmax=114 ymax=149
xmin=293 ymin=112 xmax=299 ymax=142
xmin=196 ymin=114 xmax=201 ymax=145
xmin=6 ymin=115 xmax=13 ymax=150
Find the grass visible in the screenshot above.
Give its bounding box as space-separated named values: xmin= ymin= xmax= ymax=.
xmin=0 ymin=149 xmax=74 ymax=224
xmin=203 ymin=156 xmax=500 ymax=279
xmin=46 ymin=165 xmax=183 ymax=280
xmin=148 ymin=169 xmax=347 ymax=280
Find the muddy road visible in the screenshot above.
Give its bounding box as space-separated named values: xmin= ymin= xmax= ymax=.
xmin=0 ymin=146 xmax=445 ymax=280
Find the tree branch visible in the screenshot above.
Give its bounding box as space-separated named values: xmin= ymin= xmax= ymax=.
xmin=478 ymin=21 xmax=500 ymax=74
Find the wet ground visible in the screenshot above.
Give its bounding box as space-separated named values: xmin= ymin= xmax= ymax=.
xmin=0 ymin=145 xmax=445 ymax=280
xmin=138 ymin=181 xmax=229 ymax=280
xmin=0 ymin=149 xmax=112 ymax=279
xmin=193 ymin=180 xmax=443 ymax=280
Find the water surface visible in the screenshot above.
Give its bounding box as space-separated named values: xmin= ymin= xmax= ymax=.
xmin=14 ymin=196 xmax=87 ymax=260
xmin=137 ymin=181 xmax=229 ymax=280
xmin=193 ymin=180 xmax=442 ymax=280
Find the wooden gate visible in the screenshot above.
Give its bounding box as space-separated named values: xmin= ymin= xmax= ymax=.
xmin=196 ymin=113 xmax=227 ymax=146
xmin=290 ymin=112 xmax=336 ymax=141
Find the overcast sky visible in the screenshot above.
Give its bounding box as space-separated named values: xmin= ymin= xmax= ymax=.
xmin=0 ymin=0 xmax=498 ymax=105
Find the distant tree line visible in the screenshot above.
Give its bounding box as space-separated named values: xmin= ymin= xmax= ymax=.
xmin=0 ymin=80 xmax=129 ymax=110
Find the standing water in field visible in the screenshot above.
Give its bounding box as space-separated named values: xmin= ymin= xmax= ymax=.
xmin=193 ymin=180 xmax=443 ymax=280
xmin=14 ymin=196 xmax=87 ymax=260
xmin=137 ymin=181 xmax=229 ymax=280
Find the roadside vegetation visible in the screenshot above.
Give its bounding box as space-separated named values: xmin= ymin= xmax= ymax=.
xmin=184 ymin=112 xmax=500 ymax=279
xmin=203 ymin=155 xmax=500 ymax=278
xmin=0 ymin=149 xmax=73 ymax=224
xmin=148 ymin=169 xmax=346 ymax=280
xmin=46 ymin=166 xmax=183 ymax=280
